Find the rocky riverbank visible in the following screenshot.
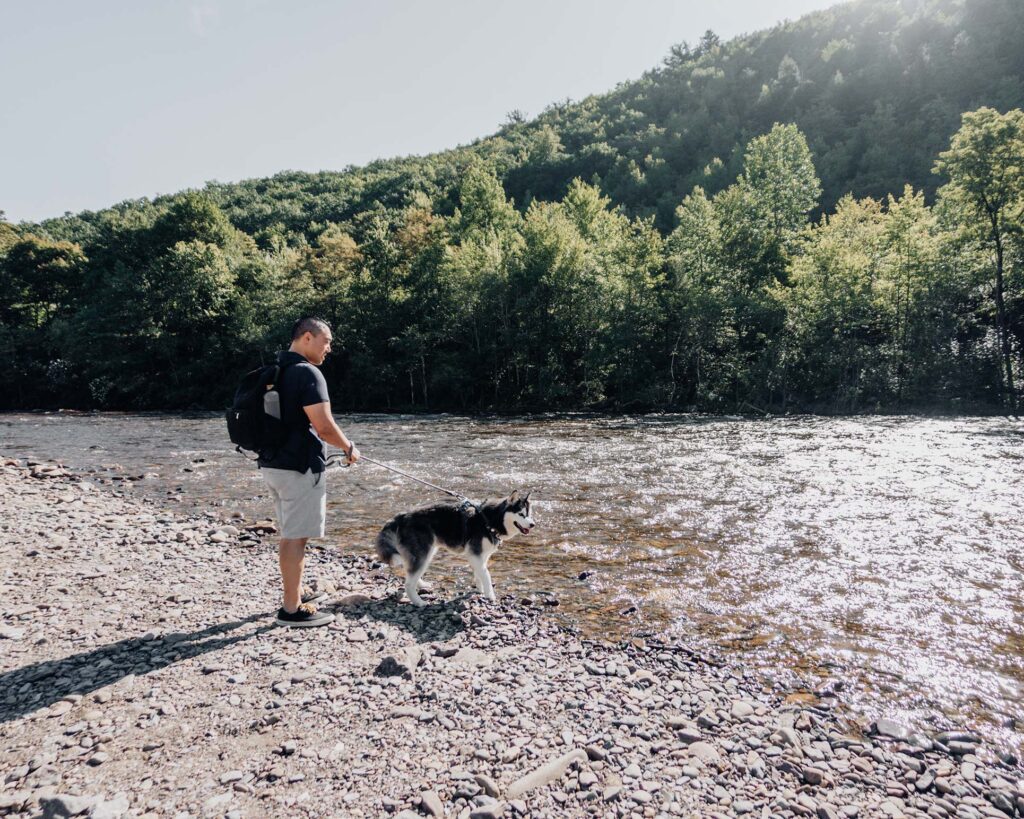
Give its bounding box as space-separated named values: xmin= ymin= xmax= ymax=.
xmin=1 ymin=457 xmax=1021 ymax=819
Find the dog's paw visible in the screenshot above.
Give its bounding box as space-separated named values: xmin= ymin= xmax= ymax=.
xmin=408 ymin=595 xmax=427 ymax=607
xmin=416 ymin=579 xmax=434 ymax=592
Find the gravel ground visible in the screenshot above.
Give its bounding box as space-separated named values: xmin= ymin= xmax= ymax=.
xmin=1 ymin=457 xmax=1022 ymax=819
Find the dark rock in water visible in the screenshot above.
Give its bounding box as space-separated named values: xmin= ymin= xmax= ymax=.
xmin=872 ymin=718 xmax=910 ymax=740
xmin=577 ymin=571 xmax=595 ymax=581
xmin=619 ymin=605 xmax=637 ymax=616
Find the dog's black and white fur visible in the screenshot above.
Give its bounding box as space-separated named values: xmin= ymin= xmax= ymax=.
xmin=375 ymin=490 xmax=535 ymax=606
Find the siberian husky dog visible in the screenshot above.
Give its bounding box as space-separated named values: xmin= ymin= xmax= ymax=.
xmin=374 ymin=490 xmax=535 ymax=606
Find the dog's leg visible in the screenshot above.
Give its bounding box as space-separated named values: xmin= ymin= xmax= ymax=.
xmin=405 ymin=568 xmax=427 ymax=607
xmin=405 ymin=545 xmax=437 ymax=607
xmin=468 ymin=552 xmax=496 ymax=602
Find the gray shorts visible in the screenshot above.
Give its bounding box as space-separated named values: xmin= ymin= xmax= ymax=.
xmin=261 ymin=468 xmax=326 ymax=539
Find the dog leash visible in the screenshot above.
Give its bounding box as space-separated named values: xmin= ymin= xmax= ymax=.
xmin=325 ymin=451 xmax=472 ymax=504
xmin=324 ymin=449 xmax=503 ymax=543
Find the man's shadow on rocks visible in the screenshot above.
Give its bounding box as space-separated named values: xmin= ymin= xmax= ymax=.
xmin=332 ymin=592 xmax=469 ymax=644
xmin=0 ymin=613 xmax=272 ymax=725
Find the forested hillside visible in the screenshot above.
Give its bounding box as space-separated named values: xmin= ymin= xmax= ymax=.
xmin=2 ymin=0 xmax=1023 ymax=414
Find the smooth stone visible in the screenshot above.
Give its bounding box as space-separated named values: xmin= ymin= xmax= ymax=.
xmin=450 ymin=648 xmax=492 ymax=667
xmin=686 ymin=742 xmax=721 ymax=763
xmin=774 ymin=727 xmax=802 ymax=748
xmin=336 ymin=593 xmax=372 ymax=607
xmin=506 ymin=749 xmax=586 ymax=799
xmin=874 ymin=719 xmax=911 ymax=741
xmin=90 ymin=794 xmax=129 ymax=819
xmin=987 ymin=791 xmax=1014 ymax=814
xmin=419 ymin=790 xmax=444 ymax=817
xmin=474 ymin=774 xmax=500 ymax=798
xmin=602 ymin=786 xmax=623 ymax=802
xmin=934 ymin=731 xmax=981 ymax=744
xmin=731 ymin=701 xmax=755 ymax=719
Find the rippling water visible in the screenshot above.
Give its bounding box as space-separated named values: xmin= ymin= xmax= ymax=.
xmin=3 ymin=412 xmax=1023 ymax=753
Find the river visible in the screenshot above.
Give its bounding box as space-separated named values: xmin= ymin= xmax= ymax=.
xmin=3 ymin=412 xmax=1022 ymax=755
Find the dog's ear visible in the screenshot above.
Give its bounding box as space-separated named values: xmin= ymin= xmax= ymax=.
xmin=522 ymin=490 xmax=532 ymax=502
xmin=508 ymin=489 xmax=521 ymax=502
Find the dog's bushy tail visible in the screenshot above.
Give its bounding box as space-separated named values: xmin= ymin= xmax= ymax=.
xmin=374 ymin=527 xmax=403 ymax=570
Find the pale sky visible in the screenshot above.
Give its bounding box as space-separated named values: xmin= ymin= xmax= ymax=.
xmin=0 ymin=0 xmax=842 ymax=223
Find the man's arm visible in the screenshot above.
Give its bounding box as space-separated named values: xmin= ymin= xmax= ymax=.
xmin=304 ymin=402 xmax=360 ymax=462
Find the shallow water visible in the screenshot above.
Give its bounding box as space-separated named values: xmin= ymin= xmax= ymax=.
xmin=3 ymin=412 xmax=1023 ymax=753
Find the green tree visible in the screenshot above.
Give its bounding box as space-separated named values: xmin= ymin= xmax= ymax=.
xmin=783 ymin=195 xmax=887 ymax=410
xmin=934 ymin=107 xmax=1024 ymax=411
xmin=734 ymin=123 xmax=822 ymax=285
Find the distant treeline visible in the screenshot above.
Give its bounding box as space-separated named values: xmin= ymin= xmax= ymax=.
xmin=2 ymin=110 xmax=1022 ymax=414
xmin=1 ymin=0 xmax=1023 ymax=413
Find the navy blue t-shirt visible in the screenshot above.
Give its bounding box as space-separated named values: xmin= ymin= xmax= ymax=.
xmin=257 ymin=351 xmax=331 ymax=473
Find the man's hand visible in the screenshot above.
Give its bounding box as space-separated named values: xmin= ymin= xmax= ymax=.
xmin=344 ymin=443 xmax=361 ymax=465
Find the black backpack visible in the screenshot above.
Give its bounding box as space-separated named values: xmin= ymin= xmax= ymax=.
xmin=226 ymin=362 xmax=292 ymax=457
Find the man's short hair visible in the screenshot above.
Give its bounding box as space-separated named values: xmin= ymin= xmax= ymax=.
xmin=291 ymin=316 xmax=331 ymax=340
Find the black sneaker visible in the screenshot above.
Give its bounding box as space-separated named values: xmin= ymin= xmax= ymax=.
xmin=275 ymin=603 xmax=335 ymax=628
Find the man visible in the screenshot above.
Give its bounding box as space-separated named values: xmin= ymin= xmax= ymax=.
xmin=259 ymin=316 xmax=360 ymax=627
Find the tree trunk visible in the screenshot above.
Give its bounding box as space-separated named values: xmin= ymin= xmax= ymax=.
xmin=420 ymin=354 xmax=428 ymax=408
xmin=992 ymin=219 xmax=1018 ymax=414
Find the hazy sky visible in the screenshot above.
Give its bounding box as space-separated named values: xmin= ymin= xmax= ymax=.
xmin=1 ymin=0 xmax=842 ymax=223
